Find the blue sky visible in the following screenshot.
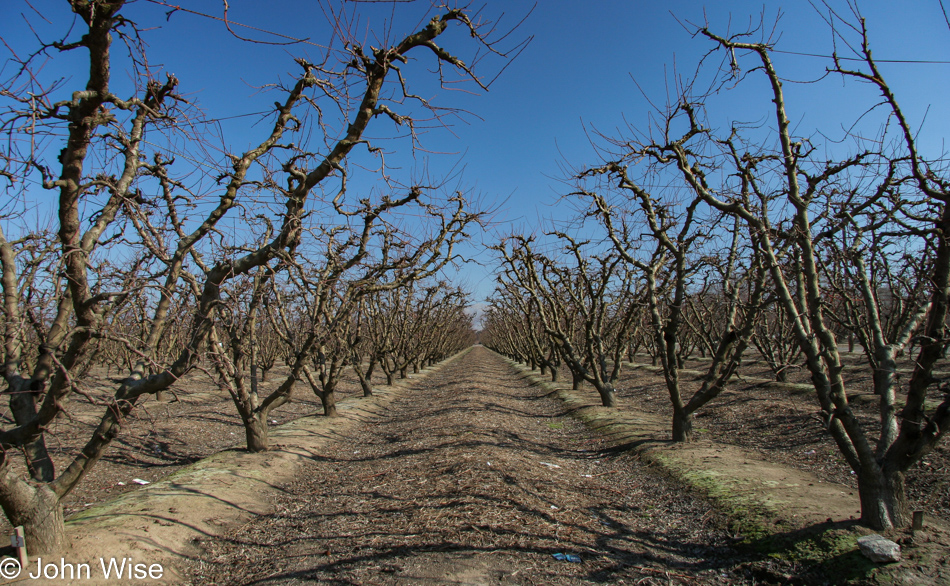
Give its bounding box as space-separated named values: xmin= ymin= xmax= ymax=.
xmin=3 ymin=1 xmax=950 ymax=305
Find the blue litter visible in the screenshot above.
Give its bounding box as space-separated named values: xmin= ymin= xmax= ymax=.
xmin=552 ymin=553 xmax=582 ymax=563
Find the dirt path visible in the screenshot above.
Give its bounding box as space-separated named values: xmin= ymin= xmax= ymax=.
xmin=59 ymin=362 xmax=439 ymax=586
xmin=190 ymin=346 xmax=746 ymax=585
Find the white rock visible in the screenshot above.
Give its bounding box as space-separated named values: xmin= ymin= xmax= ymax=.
xmin=857 ymin=534 xmax=901 ymax=563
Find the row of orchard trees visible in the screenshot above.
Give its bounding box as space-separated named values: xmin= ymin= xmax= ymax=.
xmin=0 ymin=0 xmax=507 ymax=554
xmin=484 ymin=6 xmax=949 ymax=532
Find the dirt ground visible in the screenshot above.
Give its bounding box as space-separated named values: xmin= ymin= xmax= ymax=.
xmin=0 ymin=364 xmax=378 ymax=534
xmin=186 ymin=347 xmax=950 ymax=585
xmin=183 ymin=347 xmax=862 ymax=585
xmin=611 ymin=354 xmax=950 ymax=526
xmin=2 ymin=347 xmax=948 ymax=584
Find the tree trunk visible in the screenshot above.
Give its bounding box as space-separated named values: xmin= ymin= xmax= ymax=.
xmin=596 ymin=383 xmax=617 ymax=407
xmin=0 ymin=477 xmax=65 ymax=555
xmin=672 ymin=406 xmax=693 ymax=442
xmin=353 ymin=362 xmax=373 ymax=397
xmin=320 ymin=388 xmax=338 ymax=417
xmin=858 ymin=469 xmax=909 ymax=530
xmin=385 ymin=371 xmax=394 ymax=385
xmin=571 ymin=370 xmax=583 ymax=390
xmin=24 ymin=489 xmax=64 ymax=556
xmin=10 ymin=384 xmax=54 ymax=482
xmin=359 ymin=378 xmax=373 ymax=396
xmin=399 ymin=367 xmax=407 ymax=379
xmin=550 ymin=367 xmax=559 ymax=383
xmin=244 ymin=415 xmax=269 ymax=453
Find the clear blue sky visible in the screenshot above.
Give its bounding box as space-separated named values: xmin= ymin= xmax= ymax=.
xmin=3 ymin=1 xmax=949 ymax=305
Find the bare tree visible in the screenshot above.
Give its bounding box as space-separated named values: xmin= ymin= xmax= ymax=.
xmin=627 ymin=8 xmax=950 ymax=529
xmin=574 ymin=162 xmax=766 ymax=442
xmin=494 ymin=234 xmax=639 ymax=407
xmin=488 ymin=277 xmax=563 ymax=381
xmin=348 ymin=298 xmax=379 ymax=397
xmin=752 ymin=298 xmax=805 ymax=382
xmin=0 ymin=0 xmax=521 ymax=552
